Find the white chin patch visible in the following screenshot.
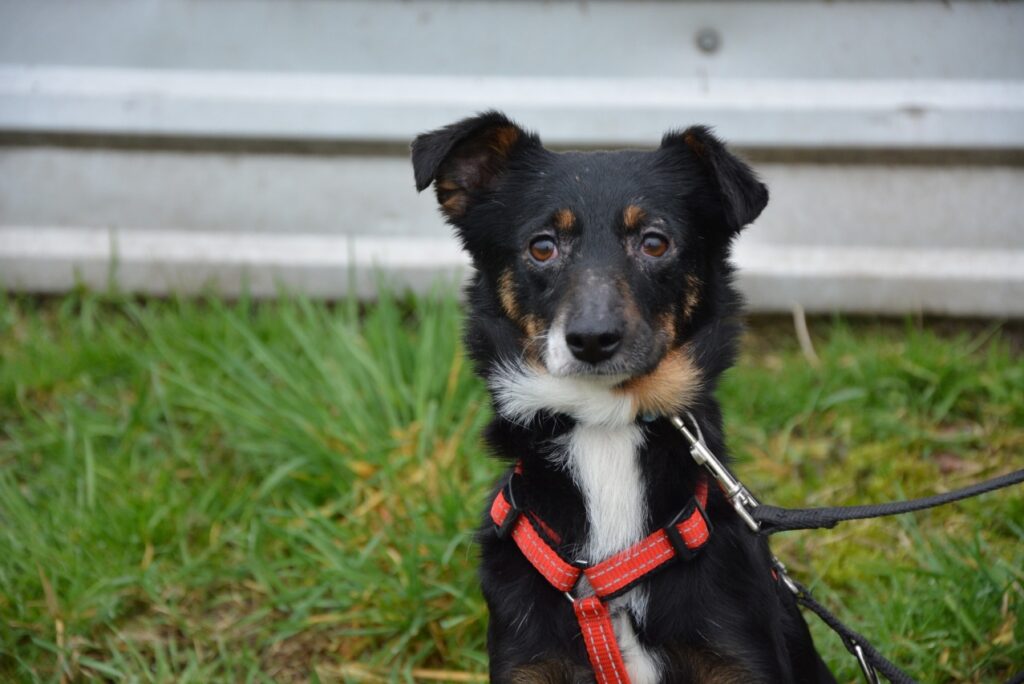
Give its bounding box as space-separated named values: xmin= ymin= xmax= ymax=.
xmin=490 ymin=361 xmax=634 ymax=428
xmin=543 ymin=315 xmax=577 ymax=378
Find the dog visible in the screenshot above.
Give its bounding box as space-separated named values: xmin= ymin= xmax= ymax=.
xmin=411 ymin=112 xmax=836 ymax=684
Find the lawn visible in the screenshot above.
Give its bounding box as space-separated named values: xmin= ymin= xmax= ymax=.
xmin=1 ymin=289 xmax=1021 ymax=683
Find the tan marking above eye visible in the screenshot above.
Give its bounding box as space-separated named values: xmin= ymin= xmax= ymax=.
xmin=623 ymin=205 xmax=646 ymax=230
xmin=553 ymin=208 xmax=576 ymax=231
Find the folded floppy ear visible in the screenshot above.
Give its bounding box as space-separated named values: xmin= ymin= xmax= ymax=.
xmin=411 ymin=111 xmax=536 ymax=220
xmin=661 ymin=126 xmax=768 ymax=233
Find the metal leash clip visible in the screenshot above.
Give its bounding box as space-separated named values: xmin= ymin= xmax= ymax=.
xmin=770 ymin=558 xmax=802 ymax=598
xmin=670 ymin=412 xmax=896 ymax=684
xmin=853 ymin=643 xmax=881 ymax=684
xmin=670 ymin=411 xmax=762 ymax=533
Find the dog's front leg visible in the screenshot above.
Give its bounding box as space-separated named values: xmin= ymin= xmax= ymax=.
xmin=482 ymin=548 xmax=593 ymax=683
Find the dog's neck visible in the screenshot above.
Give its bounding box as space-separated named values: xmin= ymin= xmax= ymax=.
xmin=487 ymin=361 xmax=723 ymax=683
xmin=489 ymin=362 xmax=713 ymax=563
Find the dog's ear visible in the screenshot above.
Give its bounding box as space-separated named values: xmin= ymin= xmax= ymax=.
xmin=411 ymin=111 xmax=537 ymax=221
xmin=661 ymin=126 xmax=768 ymax=233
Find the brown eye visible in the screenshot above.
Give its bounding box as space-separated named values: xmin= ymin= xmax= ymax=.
xmin=529 ymin=237 xmax=558 ymax=263
xmin=641 ymin=233 xmax=669 ymax=258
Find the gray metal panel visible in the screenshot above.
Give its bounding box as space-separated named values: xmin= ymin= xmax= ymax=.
xmin=3 ymin=147 xmax=1023 ymax=250
xmin=3 ymin=67 xmax=1022 ymax=149
xmin=1 ymin=1 xmax=1023 ymax=148
xmin=2 ymin=1 xmax=1021 ymax=79
xmin=1 ymin=0 xmax=1022 ymax=313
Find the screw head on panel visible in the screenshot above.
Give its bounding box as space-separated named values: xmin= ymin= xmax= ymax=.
xmin=695 ymin=28 xmax=721 ymax=54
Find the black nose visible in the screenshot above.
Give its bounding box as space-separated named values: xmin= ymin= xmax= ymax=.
xmin=565 ymin=327 xmax=622 ymax=364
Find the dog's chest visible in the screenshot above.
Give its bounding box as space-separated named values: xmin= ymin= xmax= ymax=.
xmin=563 ymin=423 xmax=648 ymax=560
xmin=560 ymin=423 xmax=663 ymax=683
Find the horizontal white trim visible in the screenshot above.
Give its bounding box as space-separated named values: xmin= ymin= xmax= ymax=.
xmin=6 ymin=67 xmax=1023 ymax=110
xmin=2 ymin=66 xmax=1023 ymax=148
xmin=3 ymin=227 xmax=1023 ymax=315
xmin=2 ymin=227 xmax=464 ymax=267
xmin=731 ymin=242 xmax=1024 ymax=282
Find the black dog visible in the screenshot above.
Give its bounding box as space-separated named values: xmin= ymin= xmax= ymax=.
xmin=412 ymin=112 xmax=835 ymax=684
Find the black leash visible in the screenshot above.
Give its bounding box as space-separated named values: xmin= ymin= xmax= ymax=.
xmin=758 ymin=468 xmax=1024 ymax=684
xmin=753 ymin=469 xmax=1024 ymax=535
xmin=790 ymin=577 xmax=915 ymax=684
xmin=670 ymin=412 xmax=1024 ymax=684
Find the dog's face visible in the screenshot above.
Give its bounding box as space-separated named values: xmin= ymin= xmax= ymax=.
xmin=412 ymin=112 xmax=767 ymax=419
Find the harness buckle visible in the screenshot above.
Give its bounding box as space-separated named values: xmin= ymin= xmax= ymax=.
xmin=562 ymin=559 xmax=591 ymax=604
xmin=663 ymin=497 xmax=712 ymax=561
xmin=494 ymin=474 xmax=523 ymax=540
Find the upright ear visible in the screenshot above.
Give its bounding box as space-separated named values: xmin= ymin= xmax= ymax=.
xmin=661 ymin=126 xmax=768 ymax=233
xmin=411 ymin=110 xmax=537 ymax=221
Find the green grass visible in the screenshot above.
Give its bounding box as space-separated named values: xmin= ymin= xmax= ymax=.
xmin=0 ymin=289 xmax=1021 ymax=683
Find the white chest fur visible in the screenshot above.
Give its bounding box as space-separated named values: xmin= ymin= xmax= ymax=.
xmin=563 ymin=422 xmax=662 ymax=684
xmin=491 ymin=363 xmax=663 ymax=682
xmin=563 ymin=423 xmax=647 ymax=561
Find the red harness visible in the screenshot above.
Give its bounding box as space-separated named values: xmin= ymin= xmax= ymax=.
xmin=489 ymin=467 xmax=711 ymax=684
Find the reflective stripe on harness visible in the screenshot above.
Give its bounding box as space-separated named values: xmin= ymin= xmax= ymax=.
xmin=575 ymin=597 xmax=631 ymax=684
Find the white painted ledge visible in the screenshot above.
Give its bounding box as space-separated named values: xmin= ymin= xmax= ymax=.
xmin=0 ymin=227 xmax=466 ymax=299
xmin=3 ymin=227 xmax=1022 ymax=315
xmin=2 ymin=66 xmax=1023 ymax=149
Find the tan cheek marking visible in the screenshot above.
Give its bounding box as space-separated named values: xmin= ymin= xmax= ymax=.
xmin=617 ymin=277 xmax=642 ymax=320
xmin=498 ymin=270 xmax=548 ymax=360
xmin=614 ymin=346 xmax=703 ymax=417
xmin=521 ymin=315 xmax=548 ymax=364
xmin=553 ymin=208 xmax=576 ymax=232
xmin=522 ymin=314 xmax=542 ymax=339
xmin=440 ymin=192 xmax=467 ymax=218
xmin=435 ymin=179 xmax=467 ymax=218
xmin=623 ymin=204 xmax=646 ymax=231
xmin=498 ymin=269 xmax=520 ymax=321
xmin=683 ymin=275 xmax=702 ymax=321
xmin=660 ymin=311 xmax=677 ymax=347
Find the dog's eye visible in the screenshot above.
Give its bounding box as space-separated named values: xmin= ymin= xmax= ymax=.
xmin=529 ymin=237 xmax=558 ymax=263
xmin=641 ymin=233 xmax=669 ymax=258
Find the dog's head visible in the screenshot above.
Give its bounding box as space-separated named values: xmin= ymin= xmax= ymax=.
xmin=412 ymin=111 xmax=766 ymax=424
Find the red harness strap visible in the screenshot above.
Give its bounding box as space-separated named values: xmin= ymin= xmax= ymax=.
xmin=575 ymin=597 xmax=630 ymax=684
xmin=489 ymin=471 xmax=711 ymax=683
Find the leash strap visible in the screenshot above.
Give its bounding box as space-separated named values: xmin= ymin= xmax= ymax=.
xmin=789 ymin=578 xmax=916 ymax=684
xmin=753 ymin=469 xmax=1024 ymax=534
xmin=574 ymin=597 xmax=631 ymax=684
xmin=672 ymin=411 xmax=1024 ymax=683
